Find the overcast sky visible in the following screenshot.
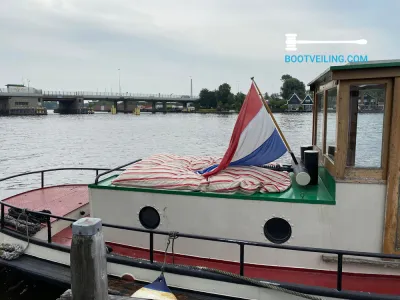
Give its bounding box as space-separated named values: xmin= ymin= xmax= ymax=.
xmin=0 ymin=0 xmax=398 ymax=96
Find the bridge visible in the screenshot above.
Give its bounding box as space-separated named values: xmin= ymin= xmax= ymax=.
xmin=0 ymin=88 xmax=200 ymax=115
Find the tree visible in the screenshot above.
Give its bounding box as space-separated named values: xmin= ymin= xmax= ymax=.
xmin=270 ymin=93 xmax=282 ymax=101
xmin=199 ymin=88 xmax=217 ymax=108
xmin=264 ymin=92 xmax=269 ymax=99
xmin=216 ymin=83 xmax=233 ymax=109
xmin=281 ymin=74 xmax=292 ymax=81
xmin=280 ymin=77 xmax=306 ymax=100
xmin=234 ymin=92 xmax=246 ymax=111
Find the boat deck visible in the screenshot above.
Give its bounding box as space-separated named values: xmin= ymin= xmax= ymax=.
xmin=2 ymin=185 xmax=88 ymax=222
xmin=3 ymin=185 xmax=400 ymax=296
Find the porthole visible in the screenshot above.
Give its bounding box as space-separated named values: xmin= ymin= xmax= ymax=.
xmin=264 ymin=217 xmax=291 ymax=244
xmin=139 ymin=206 xmax=160 ymax=229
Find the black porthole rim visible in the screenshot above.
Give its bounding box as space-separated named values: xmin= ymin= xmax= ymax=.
xmin=139 ymin=206 xmax=161 ymax=230
xmin=263 ymin=217 xmax=292 ymax=244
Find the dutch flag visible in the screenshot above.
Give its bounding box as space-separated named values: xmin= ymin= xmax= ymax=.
xmin=198 ymin=83 xmax=287 ymax=177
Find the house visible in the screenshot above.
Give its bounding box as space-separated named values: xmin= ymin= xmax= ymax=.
xmin=301 ymin=95 xmax=313 ymax=111
xmin=286 ymin=93 xmax=302 ymax=111
xmin=358 ymin=92 xmax=384 ymax=112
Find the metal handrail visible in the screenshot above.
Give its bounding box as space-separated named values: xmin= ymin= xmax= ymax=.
xmin=0 ymin=167 xmax=128 ymax=189
xmin=94 ymin=159 xmax=141 ymax=184
xmin=1 ymin=167 xmax=400 ymax=294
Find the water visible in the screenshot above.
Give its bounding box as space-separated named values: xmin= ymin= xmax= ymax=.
xmin=0 ymin=111 xmax=383 ymax=299
xmin=0 ymin=111 xmax=313 ymax=199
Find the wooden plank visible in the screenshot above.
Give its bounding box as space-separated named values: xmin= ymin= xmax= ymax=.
xmin=312 ymin=92 xmax=317 ymax=146
xmin=381 ymin=79 xmax=394 ymax=179
xmin=316 ymin=80 xmax=338 ymax=93
xmin=344 ymin=168 xmax=383 ymax=180
xmin=332 ymin=68 xmax=400 ymax=81
xmin=324 ymin=155 xmax=335 ymax=177
xmin=322 ymin=90 xmax=328 ymax=155
xmin=336 ymin=178 xmax=386 ymax=184
xmin=57 ymin=290 xmax=134 ymax=300
xmin=340 ymin=78 xmax=392 ymax=85
xmin=383 ymin=77 xmax=400 ymax=254
xmin=335 ymin=81 xmax=350 ymax=179
xmin=347 ymin=90 xmax=358 ymax=166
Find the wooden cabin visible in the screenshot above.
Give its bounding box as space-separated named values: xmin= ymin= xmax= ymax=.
xmin=308 ymin=60 xmax=400 ymax=255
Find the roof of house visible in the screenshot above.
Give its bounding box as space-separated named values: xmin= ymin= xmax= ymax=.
xmin=287 ymin=93 xmax=302 ymax=104
xmin=301 ymin=95 xmax=313 ymax=105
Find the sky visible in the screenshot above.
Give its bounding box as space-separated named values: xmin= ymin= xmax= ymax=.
xmin=0 ymin=0 xmax=399 ymax=96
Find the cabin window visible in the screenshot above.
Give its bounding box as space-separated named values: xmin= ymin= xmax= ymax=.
xmin=346 ymin=84 xmax=386 ymax=168
xmin=325 ymin=88 xmax=337 ymax=161
xmin=315 ymin=93 xmax=324 ymax=150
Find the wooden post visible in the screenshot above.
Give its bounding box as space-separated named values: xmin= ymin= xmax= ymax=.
xmin=71 ymin=217 xmax=108 ymax=300
xmin=383 ymin=77 xmax=400 ymax=254
xmin=335 ymin=82 xmax=350 ymax=179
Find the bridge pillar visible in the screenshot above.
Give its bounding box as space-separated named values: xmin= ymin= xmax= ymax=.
xmin=162 ymin=102 xmax=167 ymax=114
xmin=151 ymin=101 xmax=156 ymax=114
xmin=56 ymin=98 xmax=86 ymax=114
xmin=123 ymin=100 xmax=128 ymax=113
xmin=113 ymin=101 xmax=118 ymax=113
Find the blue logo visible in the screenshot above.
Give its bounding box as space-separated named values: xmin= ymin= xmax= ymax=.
xmin=284 ymin=54 xmax=368 ymax=64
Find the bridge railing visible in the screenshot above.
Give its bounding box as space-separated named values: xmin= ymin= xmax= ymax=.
xmin=42 ymin=91 xmax=197 ymax=99
xmin=0 ymin=89 xmax=199 ymax=99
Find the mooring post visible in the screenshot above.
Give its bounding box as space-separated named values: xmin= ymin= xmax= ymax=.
xmin=71 ymin=217 xmax=108 ymax=300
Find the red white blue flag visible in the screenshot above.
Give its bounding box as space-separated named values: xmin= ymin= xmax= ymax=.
xmin=198 ymin=83 xmax=287 ymax=177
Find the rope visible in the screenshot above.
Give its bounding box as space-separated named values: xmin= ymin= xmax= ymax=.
xmin=0 ymin=209 xmax=31 ymax=261
xmin=161 ymin=231 xmax=178 ymax=273
xmin=157 ymin=231 xmax=324 ymax=300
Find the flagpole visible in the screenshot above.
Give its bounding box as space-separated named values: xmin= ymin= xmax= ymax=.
xmin=251 ymin=77 xmax=299 ymax=165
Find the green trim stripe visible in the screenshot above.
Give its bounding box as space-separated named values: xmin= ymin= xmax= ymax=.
xmin=89 ymin=171 xmax=336 ymax=205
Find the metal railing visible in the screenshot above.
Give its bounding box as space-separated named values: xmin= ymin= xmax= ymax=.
xmin=94 ymin=159 xmax=141 ymax=184
xmin=0 ymin=89 xmax=199 ymax=99
xmin=1 ymin=168 xmax=400 ymax=294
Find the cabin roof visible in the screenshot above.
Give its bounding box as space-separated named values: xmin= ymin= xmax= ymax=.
xmin=301 ymin=95 xmax=313 ymax=104
xmin=287 ymin=93 xmax=302 ymax=104
xmin=308 ymin=60 xmax=400 ymax=90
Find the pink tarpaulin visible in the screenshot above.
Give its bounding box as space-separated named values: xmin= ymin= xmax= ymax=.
xmin=112 ymin=154 xmax=291 ymax=195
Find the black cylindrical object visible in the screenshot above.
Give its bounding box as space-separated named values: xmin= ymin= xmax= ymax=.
xmin=300 ymin=145 xmax=314 ymax=163
xmin=304 ymin=150 xmax=319 ymax=185
xmin=291 ymin=159 xmax=311 ymax=186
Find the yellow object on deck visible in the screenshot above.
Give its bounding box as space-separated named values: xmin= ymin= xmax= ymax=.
xmin=134 ymin=107 xmax=140 ymax=115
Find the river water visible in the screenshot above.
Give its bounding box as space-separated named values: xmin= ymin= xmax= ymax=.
xmin=0 ymin=111 xmax=314 ymax=199
xmin=0 ymin=111 xmax=383 ymax=299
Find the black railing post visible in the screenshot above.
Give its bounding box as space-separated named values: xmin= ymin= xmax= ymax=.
xmin=1 ymin=203 xmax=4 ymax=230
xmin=337 ymin=253 xmax=343 ymax=291
xmin=41 ymin=171 xmax=44 ymax=188
xmin=47 ymin=216 xmax=52 ymax=243
xmin=150 ymin=232 xmax=154 ymax=263
xmin=239 ymin=243 xmax=244 ymax=276
xmin=96 ymin=169 xmax=99 ymax=177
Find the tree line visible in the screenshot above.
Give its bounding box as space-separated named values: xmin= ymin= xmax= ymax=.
xmin=197 ymin=74 xmax=307 ymax=112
